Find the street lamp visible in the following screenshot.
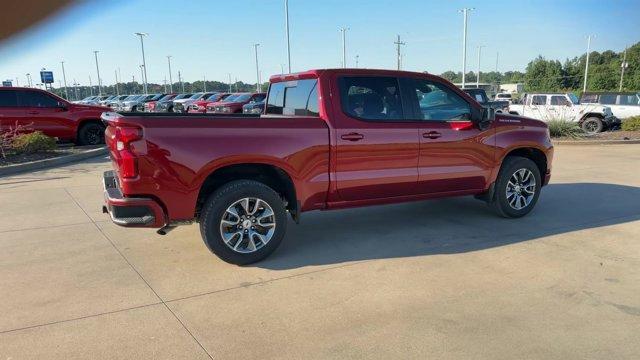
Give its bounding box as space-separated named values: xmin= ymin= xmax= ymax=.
xmin=93 ymin=50 xmax=102 ymax=95
xmin=459 ymin=7 xmax=474 ymax=88
xmin=476 ymin=45 xmax=485 ymax=88
xmin=583 ymin=35 xmax=595 ymax=92
xmin=339 ymin=27 xmax=348 ymax=68
xmin=284 ymin=0 xmax=291 ymax=73
xmin=253 ymin=43 xmax=261 ymax=92
xmin=166 ymin=55 xmax=173 ymax=93
xmin=135 ymin=32 xmax=149 ymax=94
xmin=60 ymin=61 xmax=69 ymax=99
xmin=26 ymin=73 xmax=32 ymax=87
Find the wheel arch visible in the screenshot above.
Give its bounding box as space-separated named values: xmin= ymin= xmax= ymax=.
xmin=75 ymin=118 xmax=104 ymax=141
xmin=195 ymin=162 xmax=298 ymax=222
xmin=502 ymin=147 xmax=548 ymax=180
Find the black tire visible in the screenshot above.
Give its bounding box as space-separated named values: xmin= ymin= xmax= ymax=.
xmin=77 ymin=122 xmax=105 ymax=145
xmin=490 ymin=156 xmax=541 ymax=218
xmin=581 ymin=117 xmax=603 ymax=134
xmin=199 ymin=180 xmax=287 ymax=265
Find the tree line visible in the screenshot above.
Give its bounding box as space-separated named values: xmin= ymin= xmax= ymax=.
xmin=439 ymin=42 xmax=639 ymax=93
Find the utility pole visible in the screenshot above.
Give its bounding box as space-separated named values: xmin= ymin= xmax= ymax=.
xmin=394 ymin=35 xmax=405 ymax=70
xmin=115 ymin=69 xmax=119 ymax=95
xmin=476 ymin=45 xmax=485 ymax=88
xmin=459 ymin=8 xmax=474 ymax=88
xmin=619 ymin=47 xmax=628 ymax=91
xmin=178 ymin=71 xmax=184 ymax=92
xmin=583 ymin=35 xmax=594 ymax=92
xmin=60 ymin=61 xmax=69 ymax=99
xmin=135 ymin=32 xmax=149 ymax=94
xmin=284 ymin=0 xmax=291 ymax=73
xmin=93 ymin=50 xmax=102 ymax=95
xmin=339 ymin=27 xmax=348 ymax=68
xmin=166 ymin=55 xmax=173 ymax=93
xmin=227 ymin=73 xmax=232 ymax=92
xmin=356 ymin=55 xmax=359 ymax=68
xmin=253 ymin=43 xmax=261 ymax=92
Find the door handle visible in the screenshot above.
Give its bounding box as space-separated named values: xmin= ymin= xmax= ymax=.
xmin=422 ymin=131 xmax=442 ymax=139
xmin=341 ymin=133 xmax=364 ymax=141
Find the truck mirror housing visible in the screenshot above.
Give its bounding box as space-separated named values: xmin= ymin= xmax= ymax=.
xmin=478 ymin=107 xmax=495 ymax=130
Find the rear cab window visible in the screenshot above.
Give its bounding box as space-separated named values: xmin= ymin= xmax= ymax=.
xmin=266 ymin=78 xmax=319 ymax=116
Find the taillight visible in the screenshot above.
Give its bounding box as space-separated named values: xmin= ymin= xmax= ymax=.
xmin=114 ymin=126 xmax=142 ymax=178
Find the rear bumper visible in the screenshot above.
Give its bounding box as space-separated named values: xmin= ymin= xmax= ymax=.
xmin=102 ymin=170 xmax=166 ymax=228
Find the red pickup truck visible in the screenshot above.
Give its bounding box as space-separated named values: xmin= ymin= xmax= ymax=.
xmin=102 ymin=69 xmax=553 ymax=264
xmin=1 ymin=87 xmax=108 ymax=145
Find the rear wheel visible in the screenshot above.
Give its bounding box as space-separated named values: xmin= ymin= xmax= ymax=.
xmin=581 ymin=117 xmax=603 ymax=134
xmin=77 ymin=122 xmax=105 ymax=145
xmin=199 ymin=180 xmax=287 ymax=265
xmin=490 ymin=156 xmax=541 ymax=218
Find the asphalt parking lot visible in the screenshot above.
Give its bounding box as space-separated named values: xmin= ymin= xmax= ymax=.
xmin=1 ymin=144 xmax=639 ymax=359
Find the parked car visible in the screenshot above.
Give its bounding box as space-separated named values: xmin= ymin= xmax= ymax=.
xmin=187 ymin=93 xmax=231 ymax=113
xmin=173 ymin=92 xmax=215 ymax=113
xmin=101 ymin=68 xmax=554 ymax=264
xmin=509 ymin=93 xmax=620 ymax=134
xmin=154 ymin=93 xmax=193 ymax=112
xmin=207 ymin=92 xmax=266 ymax=113
xmin=98 ymin=95 xmax=118 ymax=107
xmin=145 ymin=94 xmax=176 ymax=112
xmin=115 ymin=95 xmax=144 ymax=112
xmin=106 ymin=95 xmax=130 ymax=110
xmin=243 ymin=100 xmax=265 ymax=114
xmin=126 ymin=93 xmax=165 ymax=112
xmin=462 ymin=88 xmax=509 ymax=113
xmin=580 ymin=92 xmax=640 ymax=119
xmin=73 ymin=96 xmax=98 ymax=104
xmin=0 ymin=87 xmax=109 ymax=145
xmin=494 ymin=92 xmax=513 ymax=104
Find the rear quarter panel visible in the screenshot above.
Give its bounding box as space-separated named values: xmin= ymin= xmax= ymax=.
xmin=113 ymin=116 xmax=330 ymax=221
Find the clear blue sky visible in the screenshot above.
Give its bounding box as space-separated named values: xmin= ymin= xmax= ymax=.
xmin=0 ymin=0 xmax=638 ymax=87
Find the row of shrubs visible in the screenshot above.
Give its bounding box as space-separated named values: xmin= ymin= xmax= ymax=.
xmin=547 ymin=116 xmax=640 ymax=138
xmin=1 ymin=131 xmax=56 ymax=158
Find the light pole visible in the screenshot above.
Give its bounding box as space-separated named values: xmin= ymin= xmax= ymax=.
xmin=166 ymin=55 xmax=173 ymax=93
xmin=583 ymin=35 xmax=595 ymax=92
xmin=619 ymin=47 xmax=628 ymax=91
xmin=394 ymin=35 xmax=405 ymax=71
xmin=459 ymin=8 xmax=474 ymax=88
xmin=139 ymin=65 xmax=145 ymax=94
xmin=26 ymin=73 xmax=32 ymax=87
xmin=284 ymin=0 xmax=291 ymax=73
xmin=253 ymin=43 xmax=261 ymax=92
xmin=89 ymin=75 xmax=93 ymax=96
xmin=93 ymin=50 xmax=102 ymax=95
xmin=495 ymin=52 xmax=499 ymax=73
xmin=135 ymin=32 xmax=149 ymax=94
xmin=60 ymin=61 xmax=69 ymax=99
xmin=178 ymin=70 xmax=184 ymax=93
xmin=227 ymin=73 xmax=232 ymax=92
xmin=73 ymin=79 xmax=78 ymax=100
xmin=115 ymin=69 xmax=119 ymax=95
xmin=339 ymin=27 xmax=348 ymax=68
xmin=476 ymin=45 xmax=485 ymax=88
xmin=15 ymin=78 xmax=19 ymax=86
xmin=203 ymin=75 xmax=207 ymax=92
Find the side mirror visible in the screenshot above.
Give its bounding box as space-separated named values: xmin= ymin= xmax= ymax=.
xmin=479 ymin=107 xmax=495 ymax=130
xmin=57 ymin=101 xmax=68 ymax=111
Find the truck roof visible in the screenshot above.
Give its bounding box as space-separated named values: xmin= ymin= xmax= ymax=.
xmin=269 ymin=68 xmax=446 ymax=83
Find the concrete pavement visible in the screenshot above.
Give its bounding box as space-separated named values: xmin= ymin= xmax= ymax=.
xmin=1 ymin=146 xmax=639 ymax=359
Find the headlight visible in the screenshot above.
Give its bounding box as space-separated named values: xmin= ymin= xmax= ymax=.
xmin=250 ymin=107 xmax=262 ymax=114
xmin=221 ymin=107 xmax=231 ymax=113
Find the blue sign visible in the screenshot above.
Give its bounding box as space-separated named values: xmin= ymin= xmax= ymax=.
xmin=40 ymin=71 xmax=54 ymax=84
xmin=2 ymin=80 xmax=12 ymax=87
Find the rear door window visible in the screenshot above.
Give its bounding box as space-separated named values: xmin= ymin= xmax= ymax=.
xmin=339 ymin=76 xmax=403 ymax=121
xmin=599 ymin=94 xmax=616 ymax=105
xmin=266 ymin=79 xmax=319 ymax=116
xmin=550 ymin=96 xmax=570 ymax=106
xmin=18 ymin=90 xmax=58 ymax=107
xmin=531 ymin=95 xmax=547 ymax=105
xmin=0 ymin=91 xmax=19 ymax=107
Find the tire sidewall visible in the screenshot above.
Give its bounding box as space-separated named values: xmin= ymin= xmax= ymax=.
xmin=493 ymin=157 xmax=542 ymax=218
xmin=581 ymin=117 xmax=603 ymax=134
xmin=200 ymin=180 xmax=287 ymax=265
xmin=78 ymin=122 xmax=105 ymax=145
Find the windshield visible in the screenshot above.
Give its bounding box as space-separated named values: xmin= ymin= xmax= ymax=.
xmin=567 ymin=93 xmax=579 ymax=104
xmin=231 ymin=94 xmax=251 ymax=102
xmin=150 ymin=94 xmax=163 ymax=100
xmin=223 ymin=94 xmax=239 ymax=102
xmin=189 ymin=93 xmax=203 ymax=99
xmin=174 ymin=94 xmax=192 ymax=100
xmin=206 ymin=93 xmax=224 ymax=101
xmin=159 ymin=94 xmax=176 ymax=101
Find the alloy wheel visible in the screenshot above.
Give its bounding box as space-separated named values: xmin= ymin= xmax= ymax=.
xmin=219 ymin=197 xmax=276 ymax=254
xmin=506 ymin=168 xmax=536 ymax=210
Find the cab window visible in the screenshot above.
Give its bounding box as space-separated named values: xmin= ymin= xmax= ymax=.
xmin=0 ymin=90 xmax=19 ymax=107
xmin=19 ymin=90 xmax=59 ymax=107
xmin=266 ymin=79 xmax=319 ymax=116
xmin=339 ymin=76 xmax=403 ymax=121
xmin=531 ymin=95 xmax=547 ymax=105
xmin=402 ymin=78 xmax=471 ymax=121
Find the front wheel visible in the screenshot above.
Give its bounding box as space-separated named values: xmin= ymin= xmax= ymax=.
xmin=490 ymin=156 xmax=541 ymax=218
xmin=581 ymin=117 xmax=603 ymax=134
xmin=199 ymin=180 xmax=287 ymax=265
xmin=77 ymin=122 xmax=105 ymax=145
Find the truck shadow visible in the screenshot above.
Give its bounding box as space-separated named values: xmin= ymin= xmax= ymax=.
xmin=256 ymin=183 xmax=640 ymax=270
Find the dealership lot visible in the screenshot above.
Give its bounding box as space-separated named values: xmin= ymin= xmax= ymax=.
xmin=0 ymin=145 xmax=639 ymax=359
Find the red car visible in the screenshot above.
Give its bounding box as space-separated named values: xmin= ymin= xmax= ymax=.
xmin=0 ymin=87 xmax=109 ymax=145
xmin=102 ymin=68 xmax=553 ymax=264
xmin=187 ymin=93 xmax=231 ymax=114
xmin=206 ymin=92 xmax=266 ymax=114
xmin=144 ymin=94 xmax=176 ymax=112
